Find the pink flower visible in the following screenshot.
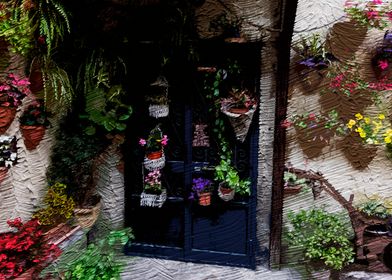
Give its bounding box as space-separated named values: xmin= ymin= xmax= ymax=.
xmin=372 ymin=0 xmax=383 ymax=4
xmin=387 ymin=11 xmax=392 ymax=21
xmin=161 ymin=135 xmax=168 ymax=146
xmin=366 ymin=10 xmax=379 ymax=19
xmin=139 ymin=138 xmax=146 ymax=146
xmin=378 ymin=60 xmax=389 ymax=70
xmin=281 ymin=119 xmax=292 ymax=128
xmin=308 ymin=113 xmax=316 ymax=120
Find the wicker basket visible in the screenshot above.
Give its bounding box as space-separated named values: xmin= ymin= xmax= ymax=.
xmin=149 ymin=104 xmax=169 ymax=118
xmin=140 ymin=189 xmax=167 ymax=208
xmin=218 ymin=183 xmax=235 ymax=202
xmin=144 ymin=154 xmax=165 ymax=171
xmin=221 ymin=104 xmax=257 ymax=143
xmin=74 ymin=201 xmax=101 ymax=229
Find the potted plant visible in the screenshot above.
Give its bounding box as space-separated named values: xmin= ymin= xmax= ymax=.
xmin=293 ymin=33 xmax=334 ymax=70
xmin=146 ymin=76 xmax=169 ymax=119
xmin=140 ymin=170 xmax=167 ymax=208
xmin=0 ymin=73 xmax=30 ymax=134
xmin=0 ymin=135 xmax=17 ymax=185
xmin=0 ymin=218 xmax=62 ymax=279
xmin=190 ymin=177 xmax=213 ymax=206
xmin=220 ymin=88 xmax=257 ymax=142
xmin=209 ymin=12 xmax=244 ymax=42
xmin=19 ymin=100 xmax=49 ymax=150
xmin=372 ymin=31 xmax=392 ymax=78
xmin=283 ymin=171 xmax=310 ymax=196
xmin=214 ymin=158 xmax=250 ymax=202
xmin=33 ymin=182 xmax=75 ymax=226
xmin=139 ymin=124 xmax=169 ymax=171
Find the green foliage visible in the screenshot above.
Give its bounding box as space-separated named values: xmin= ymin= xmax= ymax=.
xmin=286 ymin=209 xmax=355 ymax=270
xmin=214 ymin=158 xmax=250 ymax=196
xmin=78 ymin=49 xmax=132 ymax=135
xmin=355 ymin=193 xmax=392 ymax=219
xmin=0 ymin=5 xmax=34 ymax=55
xmin=63 ymin=228 xmax=134 ymax=280
xmin=209 ymin=12 xmax=242 ymax=37
xmin=33 ymin=182 xmax=75 ymax=225
xmin=283 ymin=171 xmax=309 ymax=188
xmin=293 ymin=33 xmax=329 ymax=61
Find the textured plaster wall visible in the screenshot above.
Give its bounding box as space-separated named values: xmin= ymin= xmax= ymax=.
xmin=284 ymin=0 xmax=392 ymax=262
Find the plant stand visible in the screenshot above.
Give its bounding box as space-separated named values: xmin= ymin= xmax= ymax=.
xmin=148 ymin=104 xmax=169 ymax=118
xmin=74 ymin=201 xmax=101 ymax=229
xmin=140 ymin=189 xmax=167 ymax=208
xmin=221 ymin=104 xmax=257 ymax=142
xmin=144 ymin=154 xmax=165 ymax=171
xmin=218 ymin=183 xmax=235 ymax=202
xmin=20 ymin=125 xmax=46 ymax=150
xmin=0 ymin=107 xmax=16 ymax=134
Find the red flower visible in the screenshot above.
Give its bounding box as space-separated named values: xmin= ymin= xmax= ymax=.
xmin=366 ymin=10 xmax=379 ymax=20
xmin=281 ymin=119 xmax=292 ymax=128
xmin=378 ymin=60 xmax=389 ymax=70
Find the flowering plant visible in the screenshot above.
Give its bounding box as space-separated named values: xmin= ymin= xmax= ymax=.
xmin=283 ymin=109 xmax=345 ymax=136
xmin=0 ymin=73 xmax=30 ymax=107
xmin=220 ymin=88 xmax=257 ymax=110
xmin=293 ymin=33 xmax=334 ymax=69
xmin=0 ymin=136 xmax=17 ymax=168
xmin=373 ymin=31 xmax=392 ymax=73
xmin=327 ymin=64 xmax=369 ymax=96
xmin=144 ymin=170 xmax=162 ymax=194
xmin=355 ymin=193 xmax=392 ymax=218
xmin=346 ymin=112 xmax=392 ymax=144
xmin=344 ymin=0 xmax=392 ymax=30
xmin=0 ymin=218 xmax=62 ymax=279
xmin=139 ymin=125 xmax=168 ymax=153
xmin=189 ymin=177 xmax=212 ymax=200
xmin=20 ymin=100 xmax=50 ymax=126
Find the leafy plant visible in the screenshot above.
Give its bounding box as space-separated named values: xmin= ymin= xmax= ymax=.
xmin=146 ymin=75 xmax=169 ymax=105
xmin=139 ymin=124 xmax=169 ymax=153
xmin=0 ymin=73 xmax=30 ymax=108
xmin=283 ymin=171 xmax=309 ymax=189
xmin=78 ymin=49 xmax=132 ymax=136
xmin=355 ymin=193 xmax=392 ymax=218
xmin=214 ymin=158 xmax=250 ymax=196
xmin=293 ymin=33 xmax=335 ymax=69
xmin=209 ymin=12 xmax=242 ymax=38
xmin=63 ymin=228 xmax=134 ymax=280
xmin=286 ymin=209 xmax=355 ymax=270
xmin=20 ymin=100 xmax=49 ymax=126
xmin=344 ymin=0 xmax=392 ymax=30
xmin=33 ymin=182 xmax=75 ymax=226
xmin=0 ymin=135 xmax=17 ymax=168
xmin=0 ymin=218 xmax=62 ymax=279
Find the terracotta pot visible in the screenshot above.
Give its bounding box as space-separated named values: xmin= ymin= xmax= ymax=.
xmin=146 ymin=150 xmax=163 ymax=160
xmin=29 ymin=59 xmax=44 ymax=95
xmin=20 ymin=125 xmax=46 ymax=150
xmin=283 ymin=185 xmax=302 ymax=196
xmin=198 ymin=192 xmax=211 ymax=206
xmin=0 ymin=167 xmax=8 ymax=185
xmin=0 ymin=107 xmax=16 ymax=134
xmin=228 ymin=107 xmax=249 ymax=114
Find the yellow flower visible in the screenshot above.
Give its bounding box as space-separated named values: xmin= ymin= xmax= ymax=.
xmin=384 ymin=136 xmax=391 ymax=144
xmin=364 ymin=117 xmax=370 ymax=124
xmin=355 ymin=127 xmax=363 ymax=133
xmin=347 ymin=119 xmax=356 ymax=129
xmin=355 ymin=113 xmax=363 ymax=120
xmin=359 ymin=131 xmax=366 ymax=138
xmin=378 ymin=114 xmax=385 ymax=120
xmin=385 ymin=129 xmax=392 ymax=137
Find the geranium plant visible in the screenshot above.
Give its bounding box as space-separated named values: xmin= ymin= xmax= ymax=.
xmin=33 ymin=182 xmax=75 ymax=226
xmin=0 ymin=73 xmax=30 ymax=108
xmin=293 ymin=33 xmax=334 ymax=69
xmin=327 ymin=63 xmax=369 ymax=96
xmin=144 ymin=170 xmax=162 ymax=195
xmin=346 ymin=112 xmax=392 ymax=145
xmin=344 ymin=0 xmax=392 ymax=30
xmin=139 ymin=125 xmax=169 ymax=153
xmin=0 ymin=136 xmax=17 ymax=168
xmin=0 ymin=218 xmax=61 ymax=279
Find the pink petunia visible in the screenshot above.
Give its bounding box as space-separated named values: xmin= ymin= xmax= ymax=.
xmin=366 ymin=10 xmax=379 ymax=19
xmin=161 ymin=135 xmax=169 ymax=146
xmin=378 ymin=60 xmax=389 ymax=70
xmin=139 ymin=138 xmax=146 ymax=146
xmin=387 ymin=11 xmax=392 ymax=21
xmin=372 ymin=0 xmax=383 ymax=4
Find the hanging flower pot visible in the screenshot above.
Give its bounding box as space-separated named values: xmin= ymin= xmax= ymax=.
xmin=20 ymin=125 xmax=46 ymax=150
xmin=0 ymin=166 xmax=8 ymax=185
xmin=140 ymin=188 xmax=167 ymax=207
xmin=147 ymin=76 xmax=170 ymax=119
xmin=139 ymin=125 xmax=169 ymax=170
xmin=144 ymin=154 xmax=166 ymax=171
xmin=19 ymin=100 xmax=49 ymax=151
xmin=218 ymin=182 xmax=235 ymax=202
xmin=198 ymin=192 xmax=212 ymax=206
xmin=141 ymin=170 xmax=166 ymax=207
xmin=28 ymin=57 xmax=44 ymax=95
xmin=220 ymin=88 xmax=257 ymax=142
xmin=146 ymin=150 xmax=163 ymax=160
xmin=0 ymin=106 xmax=16 ymax=134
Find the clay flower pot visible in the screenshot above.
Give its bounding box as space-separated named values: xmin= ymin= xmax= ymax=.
xmin=146 ymin=150 xmax=163 ymax=160
xmin=0 ymin=107 xmax=16 ymax=134
xmin=20 ymin=125 xmax=46 ymax=150
xmin=198 ymin=192 xmax=212 ymax=206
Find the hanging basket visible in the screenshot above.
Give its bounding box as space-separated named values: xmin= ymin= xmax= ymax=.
xmin=148 ymin=104 xmax=169 ymax=118
xmin=198 ymin=192 xmax=212 ymax=206
xmin=0 ymin=167 xmax=8 ymax=185
xmin=221 ymin=104 xmax=257 ymax=143
xmin=20 ymin=125 xmax=46 ymax=150
xmin=74 ymin=201 xmax=101 ymax=229
xmin=140 ymin=189 xmax=167 ymax=207
xmin=218 ymin=183 xmax=235 ymax=202
xmin=0 ymin=107 xmax=16 ymax=134
xmin=144 ymin=154 xmax=165 ymax=171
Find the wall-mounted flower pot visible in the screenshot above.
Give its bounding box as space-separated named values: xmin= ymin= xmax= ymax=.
xmin=144 ymin=154 xmax=165 ymax=171
xmin=29 ymin=58 xmax=44 ymax=95
xmin=140 ymin=188 xmax=167 ymax=208
xmin=20 ymin=125 xmax=46 ymax=150
xmin=74 ymin=200 xmax=101 ymax=229
xmin=218 ymin=183 xmax=235 ymax=202
xmin=146 ymin=150 xmax=163 ymax=160
xmin=198 ymin=192 xmax=212 ymax=206
xmin=0 ymin=166 xmax=8 ymax=185
xmin=0 ymin=107 xmax=16 ymax=134
xmin=283 ymin=185 xmax=302 ymax=196
xmin=221 ymin=104 xmax=257 ymax=143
